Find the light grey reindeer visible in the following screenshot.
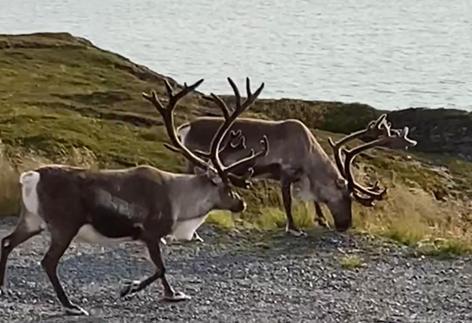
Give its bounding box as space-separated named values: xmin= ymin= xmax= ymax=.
xmin=177 ymin=108 xmax=417 ymax=237
xmin=0 ymin=77 xmax=268 ymax=316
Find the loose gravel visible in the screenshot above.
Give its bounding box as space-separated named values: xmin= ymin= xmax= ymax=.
xmin=0 ymin=217 xmax=471 ymax=323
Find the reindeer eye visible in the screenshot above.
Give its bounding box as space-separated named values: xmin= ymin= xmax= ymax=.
xmin=336 ymin=178 xmax=348 ymax=189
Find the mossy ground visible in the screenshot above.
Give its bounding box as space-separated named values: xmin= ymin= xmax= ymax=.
xmin=339 ymin=255 xmax=364 ymax=270
xmin=1 ymin=32 xmax=471 ymax=256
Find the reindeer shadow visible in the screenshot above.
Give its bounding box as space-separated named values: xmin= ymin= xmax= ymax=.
xmin=261 ymin=228 xmax=360 ymax=255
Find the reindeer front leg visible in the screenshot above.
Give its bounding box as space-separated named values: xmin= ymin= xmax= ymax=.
xmin=314 ymin=202 xmax=330 ymax=229
xmin=120 ymin=240 xmax=190 ymax=301
xmin=281 ymin=179 xmax=307 ymax=237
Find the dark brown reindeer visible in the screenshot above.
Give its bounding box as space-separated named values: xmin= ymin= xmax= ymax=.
xmin=178 ymin=110 xmax=417 ymax=237
xmin=0 ymin=78 xmax=268 ymax=316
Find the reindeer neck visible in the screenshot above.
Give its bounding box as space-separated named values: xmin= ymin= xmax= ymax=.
xmin=167 ymin=174 xmax=216 ymax=222
xmin=305 ymin=148 xmax=342 ymax=185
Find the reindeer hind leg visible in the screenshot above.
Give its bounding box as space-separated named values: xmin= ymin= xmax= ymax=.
xmin=2 ymin=172 xmax=46 ymax=290
xmin=0 ymin=208 xmax=44 ymax=291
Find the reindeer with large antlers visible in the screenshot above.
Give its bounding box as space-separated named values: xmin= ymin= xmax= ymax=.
xmin=0 ymin=78 xmax=268 ymax=316
xmin=178 ymin=109 xmax=417 ymax=236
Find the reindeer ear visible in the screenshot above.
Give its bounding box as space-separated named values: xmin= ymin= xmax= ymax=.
xmin=336 ymin=178 xmax=348 ymax=189
xmin=209 ymin=173 xmax=223 ymax=185
xmin=201 ymin=168 xmax=222 ymax=185
xmin=194 ymin=166 xmax=206 ymax=175
xmin=195 ymin=166 xmax=222 ymax=185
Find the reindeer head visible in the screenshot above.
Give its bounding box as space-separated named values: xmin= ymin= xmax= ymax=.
xmin=326 ymin=114 xmax=417 ymax=231
xmin=143 ymin=77 xmax=268 ymax=214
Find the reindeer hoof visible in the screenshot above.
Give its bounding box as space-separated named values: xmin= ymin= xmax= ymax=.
xmin=0 ymin=287 xmax=12 ymax=297
xmin=162 ymin=291 xmax=191 ymax=302
xmin=0 ymin=288 xmax=19 ymax=298
xmin=192 ymin=232 xmax=204 ymax=243
xmin=64 ymin=304 xmax=89 ymax=316
xmin=120 ymin=280 xmax=141 ymax=298
xmin=286 ymin=228 xmax=307 ymax=237
xmin=317 ymin=220 xmax=331 ymax=229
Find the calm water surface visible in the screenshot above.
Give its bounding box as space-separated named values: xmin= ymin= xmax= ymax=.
xmin=0 ymin=0 xmax=471 ymax=110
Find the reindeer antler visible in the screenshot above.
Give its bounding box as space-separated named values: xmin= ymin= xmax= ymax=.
xmin=143 ymin=77 xmax=269 ymax=189
xmin=142 ymin=79 xmax=210 ymax=171
xmin=328 ymin=114 xmax=417 ymax=206
xmin=207 ymin=77 xmax=268 ymax=188
xmin=328 ymin=114 xmax=390 ymax=177
xmin=192 ymin=129 xmax=248 ymax=159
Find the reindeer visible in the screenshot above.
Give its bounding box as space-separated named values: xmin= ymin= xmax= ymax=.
xmin=177 ymin=108 xmax=417 ymax=236
xmin=0 ymin=77 xmax=268 ymax=316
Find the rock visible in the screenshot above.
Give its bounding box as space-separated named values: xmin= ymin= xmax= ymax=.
xmin=387 ymin=108 xmax=472 ymax=161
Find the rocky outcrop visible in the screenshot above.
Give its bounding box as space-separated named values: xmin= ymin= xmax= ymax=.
xmin=387 ymin=108 xmax=472 ymax=160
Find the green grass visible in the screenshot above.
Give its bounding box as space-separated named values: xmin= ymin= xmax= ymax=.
xmin=416 ymin=238 xmax=472 ymax=259
xmin=206 ymin=211 xmax=236 ymax=230
xmin=0 ymin=104 xmax=179 ymax=168
xmin=0 ymin=150 xmax=19 ymax=216
xmin=339 ymin=255 xmax=364 ymax=269
xmin=0 ymin=32 xmax=471 ymax=254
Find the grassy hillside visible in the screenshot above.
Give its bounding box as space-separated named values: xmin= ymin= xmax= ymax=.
xmin=1 ymin=32 xmax=471 ymax=255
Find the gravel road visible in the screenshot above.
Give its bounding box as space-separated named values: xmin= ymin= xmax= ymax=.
xmin=0 ymin=216 xmax=470 ymax=323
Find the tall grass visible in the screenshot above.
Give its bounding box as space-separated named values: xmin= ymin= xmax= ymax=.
xmin=0 ymin=144 xmax=20 ymax=216
xmin=0 ymin=143 xmax=101 ymax=218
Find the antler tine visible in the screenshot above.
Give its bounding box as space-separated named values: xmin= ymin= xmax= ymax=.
xmin=163 ymin=79 xmax=203 ymax=107
xmin=242 ymin=78 xmax=265 ymax=112
xmin=222 ymin=129 xmax=247 ymax=152
xmin=143 ymin=78 xmax=210 ymax=171
xmin=228 ymin=168 xmax=255 ymax=189
xmin=210 ymin=93 xmax=231 ymax=120
xmin=343 ymin=137 xmax=388 ymax=202
xmin=384 ymin=126 xmax=418 ymax=150
xmin=224 ymin=136 xmax=270 ymax=189
xmin=375 ymin=114 xmax=392 ymax=137
xmin=352 ymin=190 xmax=378 ymax=207
xmin=191 ymin=131 xmax=264 ymax=189
xmin=226 ymin=77 xmax=265 ymax=114
xmin=192 ymin=130 xmax=246 ymax=159
xmin=164 ymin=79 xmax=174 ymax=97
xmin=228 ymin=77 xmax=242 ymax=111
xmin=329 ymin=114 xmax=388 ymax=148
xmin=224 ymin=135 xmax=269 ymax=176
xmin=142 ymin=90 xmax=165 ymax=112
xmin=246 ymin=77 xmax=251 ymax=99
